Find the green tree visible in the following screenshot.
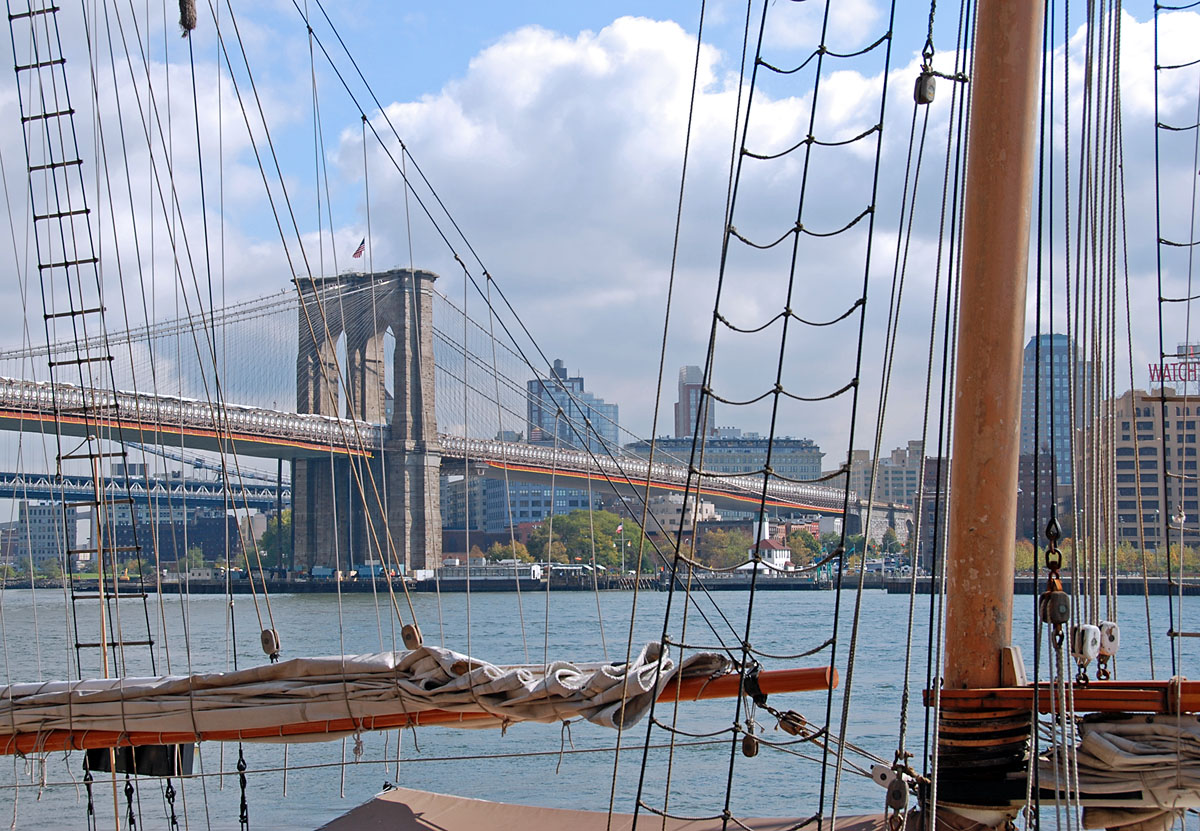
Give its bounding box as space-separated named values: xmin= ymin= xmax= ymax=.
xmin=257 ymin=510 xmax=292 ymax=569
xmin=182 ymin=546 xmax=206 ymax=570
xmin=527 ymin=510 xmax=626 ymax=567
xmin=881 ymin=527 xmax=899 ymax=554
xmin=37 ymin=558 xmax=62 ymax=579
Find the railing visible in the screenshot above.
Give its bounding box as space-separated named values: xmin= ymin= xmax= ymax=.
xmin=439 ymin=435 xmax=853 ymax=511
xmin=0 ymin=377 xmax=852 ymax=510
xmin=0 ymin=376 xmax=381 ymax=450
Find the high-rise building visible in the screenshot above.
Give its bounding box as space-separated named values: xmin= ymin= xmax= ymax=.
xmin=1093 ymin=387 xmax=1199 ymax=550
xmin=845 ymin=441 xmax=926 ymax=506
xmin=483 ymin=481 xmax=599 ymax=533
xmin=674 ymin=365 xmax=715 ymax=438
xmin=14 ymin=501 xmax=75 ymax=566
xmin=527 ymin=359 xmax=619 ymax=453
xmin=1019 ymin=334 xmax=1095 ymax=486
xmin=440 ymin=475 xmax=601 ymax=534
xmin=624 ymin=436 xmax=823 ymax=482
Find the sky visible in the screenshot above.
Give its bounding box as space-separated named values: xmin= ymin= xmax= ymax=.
xmin=0 ymin=0 xmax=1198 ymax=478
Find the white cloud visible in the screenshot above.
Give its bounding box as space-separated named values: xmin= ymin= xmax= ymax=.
xmin=0 ymin=3 xmax=1190 ymax=473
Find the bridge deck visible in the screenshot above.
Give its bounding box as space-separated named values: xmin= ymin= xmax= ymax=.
xmin=0 ymin=377 xmax=860 ymax=516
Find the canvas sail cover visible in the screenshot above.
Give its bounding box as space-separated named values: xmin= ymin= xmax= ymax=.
xmin=0 ymin=642 xmax=728 ymax=747
xmin=1040 ymin=715 xmax=1200 ymax=829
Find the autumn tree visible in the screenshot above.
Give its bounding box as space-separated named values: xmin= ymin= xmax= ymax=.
xmin=486 ymin=540 xmax=532 ymax=562
xmin=785 ymin=528 xmax=822 ymax=566
xmin=695 ymin=528 xmax=753 ymax=569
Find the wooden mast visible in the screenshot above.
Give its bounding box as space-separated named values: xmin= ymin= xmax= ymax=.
xmin=943 ymin=0 xmax=1045 ymax=692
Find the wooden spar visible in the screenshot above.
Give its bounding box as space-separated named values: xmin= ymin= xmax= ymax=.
xmin=0 ymin=664 xmax=837 ymax=756
xmin=942 ymin=0 xmax=1046 ymax=691
xmin=933 ymin=680 xmax=1200 ymax=714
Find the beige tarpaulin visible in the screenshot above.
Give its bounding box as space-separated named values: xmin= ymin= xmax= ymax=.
xmin=1039 ymin=714 xmax=1200 ymax=829
xmin=319 ymin=786 xmax=892 ymax=831
xmin=0 ymin=642 xmax=728 ymax=743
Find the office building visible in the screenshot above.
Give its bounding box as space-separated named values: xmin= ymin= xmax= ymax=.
xmin=624 ymin=436 xmax=823 ymax=482
xmin=441 ymin=475 xmax=600 ymax=534
xmin=674 ymin=365 xmax=715 ymax=438
xmin=1100 ymin=387 xmax=1199 ymax=550
xmin=527 ymin=359 xmax=619 ymax=453
xmin=1020 ymin=334 xmax=1095 ymax=486
xmin=846 ymin=441 xmax=926 ymax=506
xmin=14 ymin=501 xmax=75 ymax=567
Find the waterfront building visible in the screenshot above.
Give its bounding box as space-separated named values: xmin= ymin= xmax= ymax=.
xmin=674 ymin=365 xmax=715 ymax=438
xmin=483 ymin=480 xmax=599 ymax=533
xmin=527 ymin=358 xmax=619 ymax=453
xmin=1019 ymin=333 xmax=1095 ymax=486
xmin=623 ymin=435 xmax=823 ymax=482
xmin=441 ymin=475 xmax=601 ymax=535
xmin=638 ymin=493 xmax=721 ymax=537
xmin=13 ymin=500 xmax=76 ymax=567
xmin=1091 ymin=387 xmax=1199 ymax=550
xmin=440 ymin=474 xmax=488 ymax=532
xmin=104 ymin=509 xmax=242 ymax=563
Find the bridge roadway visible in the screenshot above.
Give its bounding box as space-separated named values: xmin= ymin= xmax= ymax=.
xmin=0 ymin=376 xmax=852 ymax=516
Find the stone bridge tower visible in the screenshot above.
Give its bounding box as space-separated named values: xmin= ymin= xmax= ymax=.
xmin=293 ymin=268 xmax=442 ymax=573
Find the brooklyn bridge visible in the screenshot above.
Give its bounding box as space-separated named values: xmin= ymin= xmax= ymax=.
xmin=0 ymin=268 xmax=909 ymax=571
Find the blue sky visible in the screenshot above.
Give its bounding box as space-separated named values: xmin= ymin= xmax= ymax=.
xmin=0 ymin=0 xmax=1196 ymax=477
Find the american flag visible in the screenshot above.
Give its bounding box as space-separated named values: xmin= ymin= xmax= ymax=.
xmin=351 ymin=238 xmax=366 ymax=258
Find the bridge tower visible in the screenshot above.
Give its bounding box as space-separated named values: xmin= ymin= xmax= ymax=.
xmin=293 ymin=269 xmax=442 ymax=573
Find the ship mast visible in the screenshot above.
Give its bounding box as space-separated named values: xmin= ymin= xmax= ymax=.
xmin=938 ymin=0 xmax=1045 ymax=814
xmin=943 ymin=0 xmax=1044 ymax=692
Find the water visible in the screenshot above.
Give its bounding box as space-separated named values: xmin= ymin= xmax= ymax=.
xmin=0 ymin=584 xmax=1190 ymax=829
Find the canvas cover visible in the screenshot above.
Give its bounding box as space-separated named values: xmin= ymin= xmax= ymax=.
xmin=1039 ymin=714 xmax=1200 ymax=828
xmin=0 ymin=642 xmax=728 ymax=744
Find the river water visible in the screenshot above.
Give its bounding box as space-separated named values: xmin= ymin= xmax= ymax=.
xmin=0 ymin=584 xmax=1191 ymax=829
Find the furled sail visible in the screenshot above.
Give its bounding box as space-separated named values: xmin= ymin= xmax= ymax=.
xmin=0 ymin=643 xmax=732 ymax=752
xmin=1039 ymin=715 xmax=1200 ymax=830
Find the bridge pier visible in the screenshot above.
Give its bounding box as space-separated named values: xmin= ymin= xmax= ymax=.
xmin=293 ymin=269 xmax=442 ymax=573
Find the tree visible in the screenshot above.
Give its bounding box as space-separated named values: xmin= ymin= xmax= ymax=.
xmin=182 ymin=546 xmax=206 ymax=569
xmin=257 ymin=509 xmax=292 ymax=569
xmin=1013 ymin=539 xmax=1036 ymax=573
xmin=786 ymin=528 xmax=822 ymax=566
xmin=486 ymin=540 xmax=532 ymax=562
xmin=37 ymin=558 xmax=62 ymax=579
xmin=695 ymin=528 xmax=753 ymax=569
xmin=881 ymin=527 xmax=899 ymax=554
xmin=527 ymin=510 xmax=626 ymax=567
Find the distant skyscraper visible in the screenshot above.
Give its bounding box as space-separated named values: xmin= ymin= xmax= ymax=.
xmin=1019 ymin=333 xmax=1094 ymax=486
xmin=527 ymin=358 xmax=619 ymax=452
xmin=674 ymin=365 xmax=715 ymax=438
